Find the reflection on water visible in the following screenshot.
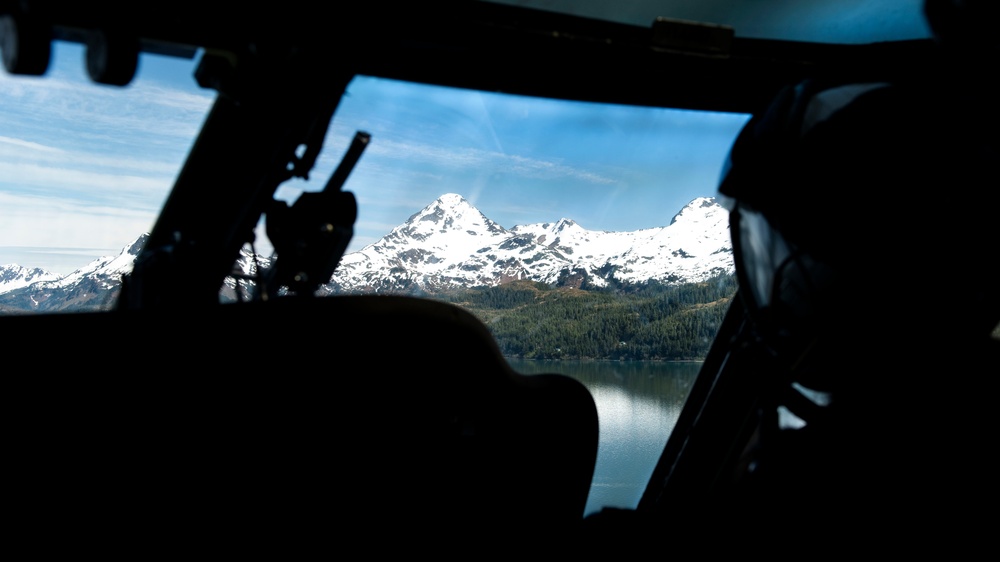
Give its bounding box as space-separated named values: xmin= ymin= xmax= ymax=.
xmin=507 ymin=359 xmax=700 ymax=517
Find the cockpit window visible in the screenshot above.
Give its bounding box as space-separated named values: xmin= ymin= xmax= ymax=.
xmin=1 ymin=43 xmax=749 ymax=515
xmin=277 ymin=75 xmax=749 ymax=514
xmin=0 ymin=42 xmax=211 ymax=280
xmin=275 ymin=75 xmax=749 ymax=258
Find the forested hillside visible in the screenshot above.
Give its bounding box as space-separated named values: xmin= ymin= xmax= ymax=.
xmin=441 ymin=273 xmax=737 ymax=360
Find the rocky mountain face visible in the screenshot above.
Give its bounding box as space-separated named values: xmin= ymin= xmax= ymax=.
xmin=0 ymin=195 xmax=733 ymax=311
xmin=321 ymin=193 xmax=733 ymax=294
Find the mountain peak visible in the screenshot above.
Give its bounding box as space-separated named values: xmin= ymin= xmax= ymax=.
xmin=670 ymin=197 xmax=723 ymax=226
xmin=402 ymin=193 xmax=504 ymax=235
xmin=376 ymin=194 xmax=509 ymax=257
xmin=553 ymin=218 xmax=579 ymax=232
xmin=437 ymin=193 xmax=468 ymax=207
xmin=124 ymin=233 xmax=150 ymax=257
xmin=409 ymin=193 xmax=472 ymax=222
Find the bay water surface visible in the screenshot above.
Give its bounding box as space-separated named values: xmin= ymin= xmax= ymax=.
xmin=506 ymin=359 xmax=701 ymax=517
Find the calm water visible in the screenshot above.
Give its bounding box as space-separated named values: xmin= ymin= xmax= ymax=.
xmin=506 ymin=359 xmax=701 ymax=517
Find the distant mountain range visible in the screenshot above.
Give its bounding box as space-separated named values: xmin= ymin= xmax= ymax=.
xmin=0 ymin=194 xmax=734 ymax=312
xmin=0 ymin=235 xmax=148 ymax=313
xmin=321 ymin=193 xmax=732 ymax=294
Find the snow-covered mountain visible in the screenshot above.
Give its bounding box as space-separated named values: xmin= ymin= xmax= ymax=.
xmin=0 ymin=232 xmax=271 ymax=311
xmin=324 ymin=193 xmax=733 ymax=293
xmin=0 ymin=234 xmax=148 ymax=311
xmin=0 ymin=264 xmax=60 ymax=293
xmin=0 ymin=194 xmax=734 ymax=311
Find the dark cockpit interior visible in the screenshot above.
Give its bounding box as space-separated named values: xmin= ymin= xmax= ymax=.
xmin=2 ymin=0 xmax=997 ymax=553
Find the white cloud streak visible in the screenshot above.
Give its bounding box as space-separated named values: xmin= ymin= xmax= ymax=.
xmin=359 ymin=137 xmax=619 ymax=186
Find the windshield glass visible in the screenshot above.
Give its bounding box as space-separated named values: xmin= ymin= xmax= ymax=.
xmin=274 ymin=75 xmax=749 ymax=258
xmin=1 ymin=43 xmax=749 ymax=515
xmin=0 ymin=41 xmax=212 ymax=277
xmin=280 ymin=75 xmax=748 ymax=514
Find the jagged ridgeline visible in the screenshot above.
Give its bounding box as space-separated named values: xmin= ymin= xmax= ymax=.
xmin=321 ymin=194 xmax=734 ymax=294
xmin=1 ymin=194 xmax=739 ymax=358
xmin=438 ymin=276 xmax=736 ymax=361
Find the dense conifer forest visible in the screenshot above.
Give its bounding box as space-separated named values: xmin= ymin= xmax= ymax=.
xmin=440 ymin=273 xmax=738 ymax=361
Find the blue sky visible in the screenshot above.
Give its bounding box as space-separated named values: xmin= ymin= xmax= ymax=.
xmin=1 ymin=40 xmax=749 ymax=274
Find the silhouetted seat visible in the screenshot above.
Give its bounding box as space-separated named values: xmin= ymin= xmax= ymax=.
xmin=6 ymin=295 xmax=599 ymax=549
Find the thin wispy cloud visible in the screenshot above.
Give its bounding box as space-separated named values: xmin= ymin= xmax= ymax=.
xmin=0 ymin=190 xmax=156 ymax=252
xmin=361 ymin=138 xmax=619 ymax=186
xmin=0 ymin=161 xmax=173 ymax=203
xmin=0 ymin=135 xmax=64 ymax=152
xmin=0 ymin=140 xmax=182 ymax=176
xmin=0 ymin=74 xmax=212 ymax=143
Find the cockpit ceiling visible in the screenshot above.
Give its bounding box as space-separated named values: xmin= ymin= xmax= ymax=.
xmin=484 ymin=0 xmax=933 ymax=44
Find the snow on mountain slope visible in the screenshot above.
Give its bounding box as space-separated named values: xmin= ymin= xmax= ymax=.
xmin=0 ymin=265 xmax=60 ymax=295
xmin=1 ymin=194 xmax=734 ymax=309
xmin=325 ymin=194 xmax=732 ymax=293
